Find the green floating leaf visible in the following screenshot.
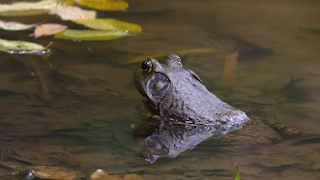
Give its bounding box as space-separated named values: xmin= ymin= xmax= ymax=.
xmin=76 ymin=0 xmax=128 ymax=11
xmin=54 ymin=29 xmax=136 ymax=41
xmin=0 ymin=20 xmax=37 ymax=31
xmin=73 ymin=18 xmax=142 ymax=33
xmin=49 ymin=3 xmax=96 ymax=20
xmin=125 ymin=48 xmax=216 ymax=64
xmin=0 ymin=0 xmax=57 ymax=16
xmin=0 ymin=38 xmax=52 ymax=55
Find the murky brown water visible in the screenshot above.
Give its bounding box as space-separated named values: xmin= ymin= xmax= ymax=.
xmin=1 ymin=0 xmax=320 ymax=179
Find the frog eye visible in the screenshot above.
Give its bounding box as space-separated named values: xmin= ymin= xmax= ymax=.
xmin=141 ymin=59 xmax=153 ymax=73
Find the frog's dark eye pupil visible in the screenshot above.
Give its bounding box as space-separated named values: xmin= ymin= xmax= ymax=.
xmin=141 ymin=59 xmax=153 ymax=73
xmin=141 ymin=61 xmax=149 ymax=70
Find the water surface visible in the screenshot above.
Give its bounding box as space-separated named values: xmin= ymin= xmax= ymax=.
xmin=0 ymin=0 xmax=320 ymax=179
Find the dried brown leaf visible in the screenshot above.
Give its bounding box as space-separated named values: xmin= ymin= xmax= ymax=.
xmin=34 ymin=23 xmax=67 ymax=38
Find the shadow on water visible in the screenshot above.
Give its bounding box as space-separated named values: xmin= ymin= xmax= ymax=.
xmin=0 ymin=0 xmax=320 ymax=179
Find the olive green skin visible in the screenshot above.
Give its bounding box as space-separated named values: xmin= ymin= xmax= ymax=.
xmin=134 ymin=54 xmax=250 ymax=134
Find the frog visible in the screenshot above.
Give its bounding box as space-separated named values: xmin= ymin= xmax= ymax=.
xmin=133 ymin=54 xmax=297 ymax=163
xmin=134 ymin=54 xmax=250 ymax=130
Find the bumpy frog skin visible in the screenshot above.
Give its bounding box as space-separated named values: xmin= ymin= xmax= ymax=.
xmin=134 ymin=54 xmax=250 ymax=134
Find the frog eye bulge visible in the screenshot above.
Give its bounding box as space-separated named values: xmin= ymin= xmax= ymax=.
xmin=142 ymin=59 xmax=153 ymax=73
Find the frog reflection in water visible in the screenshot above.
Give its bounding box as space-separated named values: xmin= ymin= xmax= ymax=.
xmin=133 ymin=54 xmax=280 ymax=163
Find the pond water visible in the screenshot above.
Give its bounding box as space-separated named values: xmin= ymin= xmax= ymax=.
xmin=0 ymin=0 xmax=320 ymax=179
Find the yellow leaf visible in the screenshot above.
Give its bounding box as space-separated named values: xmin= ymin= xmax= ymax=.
xmin=73 ymin=18 xmax=142 ymax=32
xmin=34 ymin=23 xmax=68 ymax=38
xmin=0 ymin=0 xmax=57 ymax=16
xmin=0 ymin=38 xmax=52 ymax=55
xmin=54 ymin=29 xmax=135 ymax=41
xmin=76 ymin=0 xmax=128 ymax=11
xmin=49 ymin=3 xmax=96 ymax=20
xmin=0 ymin=20 xmax=36 ymax=31
xmin=59 ymin=0 xmax=75 ymax=6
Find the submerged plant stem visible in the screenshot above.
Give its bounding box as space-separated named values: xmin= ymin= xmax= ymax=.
xmin=27 ymin=56 xmax=51 ymax=102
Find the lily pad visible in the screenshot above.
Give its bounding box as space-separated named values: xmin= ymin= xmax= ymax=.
xmin=49 ymin=3 xmax=96 ymax=20
xmin=73 ymin=18 xmax=142 ymax=32
xmin=54 ymin=29 xmax=135 ymax=41
xmin=0 ymin=20 xmax=36 ymax=31
xmin=0 ymin=38 xmax=52 ymax=55
xmin=76 ymin=0 xmax=129 ymax=11
xmin=0 ymin=0 xmax=57 ymax=16
xmin=34 ymin=23 xmax=68 ymax=38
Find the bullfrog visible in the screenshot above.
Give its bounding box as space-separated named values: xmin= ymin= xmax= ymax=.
xmin=134 ymin=54 xmax=250 ymax=131
xmin=133 ymin=54 xmax=295 ymax=163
